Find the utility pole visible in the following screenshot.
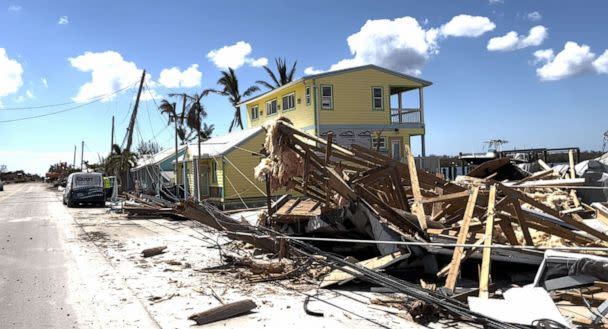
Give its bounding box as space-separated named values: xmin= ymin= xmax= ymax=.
xmin=110 ymin=115 xmax=115 ymax=154
xmin=125 ymin=70 xmax=146 ymax=153
xmin=80 ymin=141 xmax=84 ymax=171
xmin=173 ymin=102 xmax=179 ymax=199
xmin=73 ymin=145 xmax=76 ymax=168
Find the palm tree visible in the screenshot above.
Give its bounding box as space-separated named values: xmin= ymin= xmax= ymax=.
xmin=256 ymin=57 xmax=297 ymax=90
xmin=158 ymin=99 xmax=192 ymax=144
xmin=199 ymin=123 xmax=215 ymax=141
xmin=105 ymin=144 xmax=138 ymax=192
xmin=203 ymin=68 xmax=259 ymax=132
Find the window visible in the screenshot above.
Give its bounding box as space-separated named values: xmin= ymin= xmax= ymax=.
xmin=372 ymin=87 xmax=383 ymax=110
xmin=305 ymin=87 xmax=311 ymax=106
xmin=321 ymin=85 xmax=333 ymax=109
xmin=371 ymin=137 xmax=386 ymax=150
xmin=211 ymin=161 xmax=217 ymax=183
xmin=266 ymin=99 xmax=277 ymax=115
xmin=282 ymin=93 xmax=295 ymax=111
xmin=250 ymin=105 xmax=259 ymax=120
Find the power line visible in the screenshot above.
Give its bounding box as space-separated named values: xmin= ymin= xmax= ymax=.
xmin=0 ymin=84 xmax=136 ymax=123
xmin=0 ymin=81 xmax=137 ymax=111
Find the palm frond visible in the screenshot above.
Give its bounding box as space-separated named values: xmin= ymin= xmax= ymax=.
xmin=255 ymin=80 xmax=275 ymax=90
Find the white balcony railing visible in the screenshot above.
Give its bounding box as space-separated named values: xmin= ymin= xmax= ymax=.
xmin=390 ymin=108 xmax=423 ymax=124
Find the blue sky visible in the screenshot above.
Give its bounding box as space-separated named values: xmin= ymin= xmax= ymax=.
xmin=1 ymin=0 xmax=607 ymax=174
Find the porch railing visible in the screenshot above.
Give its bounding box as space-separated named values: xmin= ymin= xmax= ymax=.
xmin=391 ymin=108 xmax=423 ymax=124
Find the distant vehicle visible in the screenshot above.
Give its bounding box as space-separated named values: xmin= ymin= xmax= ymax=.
xmin=63 ymin=172 xmax=105 ymax=207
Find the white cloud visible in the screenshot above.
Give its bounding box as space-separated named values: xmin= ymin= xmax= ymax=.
xmin=440 ymin=15 xmax=496 ymax=38
xmin=68 ymin=50 xmax=148 ymax=102
xmin=0 ymin=48 xmax=23 ymax=98
xmin=304 ymin=67 xmax=324 ymax=75
xmin=527 ymin=11 xmax=542 ymax=21
xmin=325 ymin=17 xmax=440 ymax=75
xmin=304 ymin=15 xmax=494 ymax=76
xmin=41 ymin=77 xmax=48 ymax=88
xmin=533 ymin=49 xmax=554 ymax=64
xmin=534 ymin=42 xmax=600 ymax=81
xmin=158 ymin=64 xmax=202 ymax=88
xmin=8 ymin=5 xmax=21 ymax=12
xmin=593 ymin=50 xmax=608 ymax=74
xmin=206 ymin=41 xmax=267 ymax=69
xmin=487 ymin=25 xmax=547 ymax=51
xmin=26 ymin=89 xmax=33 ymax=98
xmin=249 ymin=57 xmax=268 ymax=67
xmin=489 ymin=0 xmax=503 ymax=4
xmin=58 ymin=16 xmax=69 ymax=25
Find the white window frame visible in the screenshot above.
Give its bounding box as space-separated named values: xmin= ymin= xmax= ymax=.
xmin=305 ymin=86 xmax=311 ymax=106
xmin=321 ymin=85 xmax=333 ymax=110
xmin=266 ymin=99 xmax=277 ymax=116
xmin=250 ymin=105 xmax=259 ymax=120
xmin=371 ymin=137 xmax=386 ymax=150
xmin=282 ymin=93 xmax=295 ymax=111
xmin=372 ymin=87 xmax=383 ymax=110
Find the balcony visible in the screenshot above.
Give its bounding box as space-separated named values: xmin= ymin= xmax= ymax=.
xmin=389 ymin=86 xmax=424 ymax=127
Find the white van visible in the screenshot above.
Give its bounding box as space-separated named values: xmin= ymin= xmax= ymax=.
xmin=63 ymin=172 xmax=105 ymax=207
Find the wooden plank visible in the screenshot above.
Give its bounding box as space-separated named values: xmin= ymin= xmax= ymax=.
xmin=324 ymin=132 xmax=334 ymax=208
xmin=188 ymin=299 xmax=257 ymax=325
xmin=511 ymin=199 xmax=535 ymax=246
xmin=444 ymin=186 xmax=479 ymax=292
xmin=538 ymin=159 xmax=552 ymax=171
xmin=479 ymin=185 xmax=496 ymax=299
xmin=405 ymin=144 xmax=427 ymax=230
xmin=568 ymin=149 xmax=576 ymax=179
xmin=497 ymin=218 xmax=520 ymax=245
xmin=499 ymin=184 xmax=608 ymax=242
xmin=320 ymin=251 xmax=405 ymax=288
xmin=422 ymin=190 xmax=469 ymax=204
xmin=437 ymin=236 xmax=484 ymax=277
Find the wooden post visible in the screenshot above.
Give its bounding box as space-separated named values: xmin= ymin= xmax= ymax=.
xmin=419 ymin=87 xmax=425 ymax=124
xmin=479 ymin=185 xmax=496 ymax=299
xmin=110 ymin=115 xmax=114 ymax=154
xmin=445 ymin=186 xmax=479 ymax=292
xmin=324 ymin=132 xmax=334 ymax=208
xmin=405 ymin=144 xmax=427 ymax=230
xmin=397 ymin=91 xmax=403 ymax=123
xmin=265 ymin=173 xmax=272 ymax=217
xmin=568 ymin=149 xmax=581 ymax=207
xmin=511 ymin=198 xmax=534 ymax=246
xmin=173 ymin=102 xmax=179 ymax=198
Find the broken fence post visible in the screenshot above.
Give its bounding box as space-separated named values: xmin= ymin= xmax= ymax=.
xmin=188 ymin=299 xmax=257 ymax=325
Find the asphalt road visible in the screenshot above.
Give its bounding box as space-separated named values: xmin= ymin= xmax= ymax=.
xmin=0 ymin=182 xmax=78 ymax=328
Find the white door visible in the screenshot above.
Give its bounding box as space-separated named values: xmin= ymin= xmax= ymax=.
xmin=391 ymin=140 xmax=402 ymax=161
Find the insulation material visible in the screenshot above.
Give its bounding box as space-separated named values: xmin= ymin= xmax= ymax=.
xmin=254 ymin=117 xmax=304 ymax=191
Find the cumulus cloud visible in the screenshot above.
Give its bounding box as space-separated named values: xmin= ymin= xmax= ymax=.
xmin=440 ymin=15 xmax=496 ymax=38
xmin=533 ymin=41 xmax=608 ymax=81
xmin=206 ymin=41 xmax=267 ymax=69
xmin=8 ymin=5 xmax=21 ymax=12
xmin=304 ymin=67 xmax=324 ymax=75
xmin=487 ymin=25 xmax=547 ymax=51
xmin=0 ymin=48 xmax=23 ymax=98
xmin=58 ymin=16 xmax=69 ymax=25
xmin=158 ymin=64 xmax=202 ymax=88
xmin=68 ymin=50 xmax=151 ymax=102
xmin=527 ymin=11 xmax=542 ymax=21
xmin=41 ymin=77 xmax=48 ymax=88
xmin=305 ymin=15 xmax=494 ymax=76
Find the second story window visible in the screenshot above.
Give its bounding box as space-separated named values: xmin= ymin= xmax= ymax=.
xmin=250 ymin=105 xmax=259 ymax=120
xmin=372 ymin=87 xmax=383 ymax=110
xmin=282 ymin=93 xmax=295 ymax=111
xmin=305 ymin=87 xmax=311 ymax=105
xmin=321 ymin=85 xmax=333 ymax=109
xmin=266 ymin=99 xmax=277 ymax=116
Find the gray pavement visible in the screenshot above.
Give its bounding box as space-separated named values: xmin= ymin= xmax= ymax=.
xmin=0 ymin=183 xmax=77 ymax=328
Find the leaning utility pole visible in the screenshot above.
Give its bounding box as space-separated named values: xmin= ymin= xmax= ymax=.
xmin=80 ymin=141 xmax=84 ymax=171
xmin=125 ymin=70 xmax=146 ymax=153
xmin=110 ymin=115 xmax=115 ymax=154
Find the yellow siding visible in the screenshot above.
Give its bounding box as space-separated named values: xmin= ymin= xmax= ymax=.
xmin=313 ymin=68 xmax=424 ymax=125
xmin=222 ymin=130 xmax=267 ymax=200
xmin=245 ymin=81 xmax=315 ymax=130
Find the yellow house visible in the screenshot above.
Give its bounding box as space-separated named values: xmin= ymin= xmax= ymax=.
xmin=240 ymin=64 xmax=431 ymax=160
xmin=176 ymin=126 xmax=268 ymax=208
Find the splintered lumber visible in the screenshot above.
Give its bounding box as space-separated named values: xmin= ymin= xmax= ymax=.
xmin=510 ymin=199 xmax=534 ymax=246
xmin=509 ymin=178 xmax=585 ymax=188
xmin=320 ymin=251 xmax=405 ymax=288
xmin=188 ymin=299 xmax=257 ymax=325
xmin=142 ymin=245 xmax=167 ymax=258
xmin=404 ymin=144 xmax=427 ymax=230
xmin=445 ymin=186 xmax=479 ymax=292
xmin=479 ymin=185 xmax=496 ymax=299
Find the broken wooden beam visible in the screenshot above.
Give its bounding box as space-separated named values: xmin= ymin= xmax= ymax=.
xmin=188 ymin=299 xmax=257 ymax=325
